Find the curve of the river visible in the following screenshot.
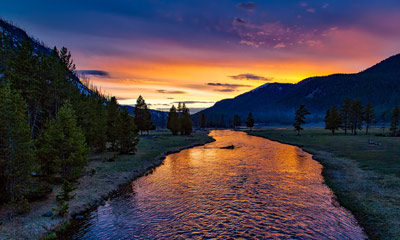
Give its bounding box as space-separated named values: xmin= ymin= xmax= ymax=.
xmin=68 ymin=130 xmax=366 ymax=239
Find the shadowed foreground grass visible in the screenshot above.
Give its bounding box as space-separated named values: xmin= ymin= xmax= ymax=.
xmin=0 ymin=130 xmax=213 ymax=240
xmin=248 ymin=128 xmax=400 ymax=240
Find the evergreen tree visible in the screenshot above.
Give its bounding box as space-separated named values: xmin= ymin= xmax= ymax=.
xmin=134 ymin=95 xmax=153 ymax=135
xmin=167 ymin=105 xmax=180 ymax=135
xmin=324 ymin=106 xmax=341 ymax=135
xmin=200 ymin=113 xmax=206 ymax=129
xmin=117 ymin=108 xmax=139 ymax=154
xmin=390 ymin=106 xmax=400 ymax=135
xmin=246 ymin=112 xmax=255 ymax=130
xmin=0 ymin=85 xmax=34 ymax=203
xmin=180 ymin=104 xmax=193 ymax=135
xmin=380 ymin=110 xmax=390 ymax=134
xmin=349 ymin=99 xmax=363 ymax=135
xmin=106 ymin=97 xmax=120 ymax=150
xmin=340 ymin=97 xmax=351 ymax=134
xmin=37 ymin=102 xmax=88 ymax=180
xmin=233 ymin=114 xmax=241 ymax=129
xmin=293 ymin=104 xmax=310 ymax=136
xmin=364 ymin=102 xmax=375 ymax=135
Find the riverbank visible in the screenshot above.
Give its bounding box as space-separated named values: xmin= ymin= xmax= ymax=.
xmin=0 ymin=130 xmax=214 ymax=240
xmin=247 ymin=128 xmax=400 ymax=240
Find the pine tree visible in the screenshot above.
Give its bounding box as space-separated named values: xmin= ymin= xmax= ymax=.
xmin=293 ymin=105 xmax=310 ymax=136
xmin=106 ymin=97 xmax=120 ymax=150
xmin=134 ymin=95 xmax=153 ymax=135
xmin=349 ymin=99 xmax=363 ymax=135
xmin=364 ymin=102 xmax=375 ymax=135
xmin=200 ymin=113 xmax=206 ymax=129
xmin=167 ymin=105 xmax=179 ymax=135
xmin=380 ymin=110 xmax=390 ymax=134
xmin=180 ymin=103 xmax=192 ymax=135
xmin=233 ymin=115 xmax=241 ymax=129
xmin=0 ymin=85 xmax=34 ymax=203
xmin=117 ymin=108 xmax=139 ymax=154
xmin=390 ymin=106 xmax=400 ymax=135
xmin=324 ymin=106 xmax=341 ymax=135
xmin=37 ymin=102 xmax=88 ymax=180
xmin=340 ymin=97 xmax=351 ymax=135
xmin=246 ymin=112 xmax=255 ymax=130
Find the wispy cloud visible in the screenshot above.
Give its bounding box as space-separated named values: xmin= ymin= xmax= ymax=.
xmin=207 ymin=83 xmax=251 ymax=88
xmin=229 ymin=74 xmax=271 ymax=81
xmin=157 ymin=90 xmax=187 ymax=94
xmin=237 ymin=2 xmax=257 ymax=10
xmin=76 ymin=70 xmax=110 ymax=77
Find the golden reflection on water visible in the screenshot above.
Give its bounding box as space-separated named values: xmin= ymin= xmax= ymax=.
xmin=73 ymin=130 xmax=366 ymax=240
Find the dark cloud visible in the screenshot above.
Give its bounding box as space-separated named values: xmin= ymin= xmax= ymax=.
xmin=172 ymin=101 xmax=215 ymax=104
xmin=237 ymin=2 xmax=258 ymax=9
xmin=157 ymin=90 xmax=186 ymax=94
xmin=229 ymin=74 xmax=271 ymax=81
xmin=207 ymin=83 xmax=251 ymax=88
xmin=233 ymin=17 xmax=247 ymax=24
xmin=76 ymin=70 xmax=110 ymax=77
xmin=216 ymin=89 xmax=235 ymax=92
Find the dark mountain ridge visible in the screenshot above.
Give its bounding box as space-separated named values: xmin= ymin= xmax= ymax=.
xmin=194 ymin=54 xmax=400 ymax=125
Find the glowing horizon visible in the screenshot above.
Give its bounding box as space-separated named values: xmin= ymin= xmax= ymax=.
xmin=2 ymin=0 xmax=400 ymax=113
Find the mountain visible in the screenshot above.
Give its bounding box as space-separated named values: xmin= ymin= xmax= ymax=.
xmin=194 ymin=54 xmax=400 ymax=125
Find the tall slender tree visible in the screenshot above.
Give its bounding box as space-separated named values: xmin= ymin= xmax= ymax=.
xmin=117 ymin=108 xmax=139 ymax=154
xmin=167 ymin=105 xmax=180 ymax=135
xmin=134 ymin=95 xmax=153 ymax=135
xmin=0 ymin=85 xmax=34 ymax=203
xmin=349 ymin=99 xmax=363 ymax=135
xmin=246 ymin=112 xmax=255 ymax=130
xmin=293 ymin=105 xmax=310 ymax=136
xmin=390 ymin=106 xmax=400 ymax=135
xmin=180 ymin=103 xmax=193 ymax=135
xmin=364 ymin=102 xmax=375 ymax=135
xmin=106 ymin=97 xmax=120 ymax=150
xmin=340 ymin=97 xmax=351 ymax=135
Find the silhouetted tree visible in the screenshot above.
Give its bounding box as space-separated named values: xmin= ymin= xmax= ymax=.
xmin=340 ymin=97 xmax=351 ymax=135
xmin=293 ymin=105 xmax=310 ymax=136
xmin=134 ymin=95 xmax=153 ymax=135
xmin=364 ymin=102 xmax=375 ymax=135
xmin=349 ymin=99 xmax=363 ymax=135
xmin=180 ymin=103 xmax=192 ymax=135
xmin=246 ymin=112 xmax=255 ymax=130
xmin=390 ymin=106 xmax=400 ymax=135
xmin=200 ymin=113 xmax=206 ymax=129
xmin=380 ymin=110 xmax=390 ymax=134
xmin=233 ymin=115 xmax=241 ymax=129
xmin=106 ymin=97 xmax=120 ymax=150
xmin=324 ymin=106 xmax=341 ymax=135
xmin=117 ymin=108 xmax=139 ymax=154
xmin=167 ymin=105 xmax=179 ymax=135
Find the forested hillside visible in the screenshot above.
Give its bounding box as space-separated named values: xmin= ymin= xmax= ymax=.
xmin=0 ymin=19 xmax=139 ymax=210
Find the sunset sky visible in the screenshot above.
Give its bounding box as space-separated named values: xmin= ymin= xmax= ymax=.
xmin=2 ymin=0 xmax=400 ymax=112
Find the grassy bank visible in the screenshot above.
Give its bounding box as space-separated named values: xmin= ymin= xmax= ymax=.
xmin=247 ymin=128 xmax=400 ymax=240
xmin=0 ymin=130 xmax=214 ymax=240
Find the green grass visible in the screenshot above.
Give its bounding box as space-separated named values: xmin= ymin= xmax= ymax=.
xmin=247 ymin=128 xmax=400 ymax=240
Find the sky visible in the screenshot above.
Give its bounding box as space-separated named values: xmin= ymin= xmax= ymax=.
xmin=2 ymin=0 xmax=400 ymax=112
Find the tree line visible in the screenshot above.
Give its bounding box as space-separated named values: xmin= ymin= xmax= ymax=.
xmin=167 ymin=103 xmax=193 ymax=135
xmin=292 ymin=98 xmax=400 ymax=136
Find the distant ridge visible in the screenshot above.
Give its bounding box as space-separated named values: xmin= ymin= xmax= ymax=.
xmin=194 ymin=54 xmax=400 ymax=125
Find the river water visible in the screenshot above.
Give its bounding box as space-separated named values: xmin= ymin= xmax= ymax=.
xmin=69 ymin=130 xmax=366 ymax=239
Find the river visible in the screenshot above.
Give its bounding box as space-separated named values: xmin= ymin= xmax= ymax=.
xmin=67 ymin=130 xmax=366 ymax=239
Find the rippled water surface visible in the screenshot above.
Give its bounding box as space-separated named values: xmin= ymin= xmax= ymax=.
xmin=70 ymin=130 xmax=366 ymax=239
